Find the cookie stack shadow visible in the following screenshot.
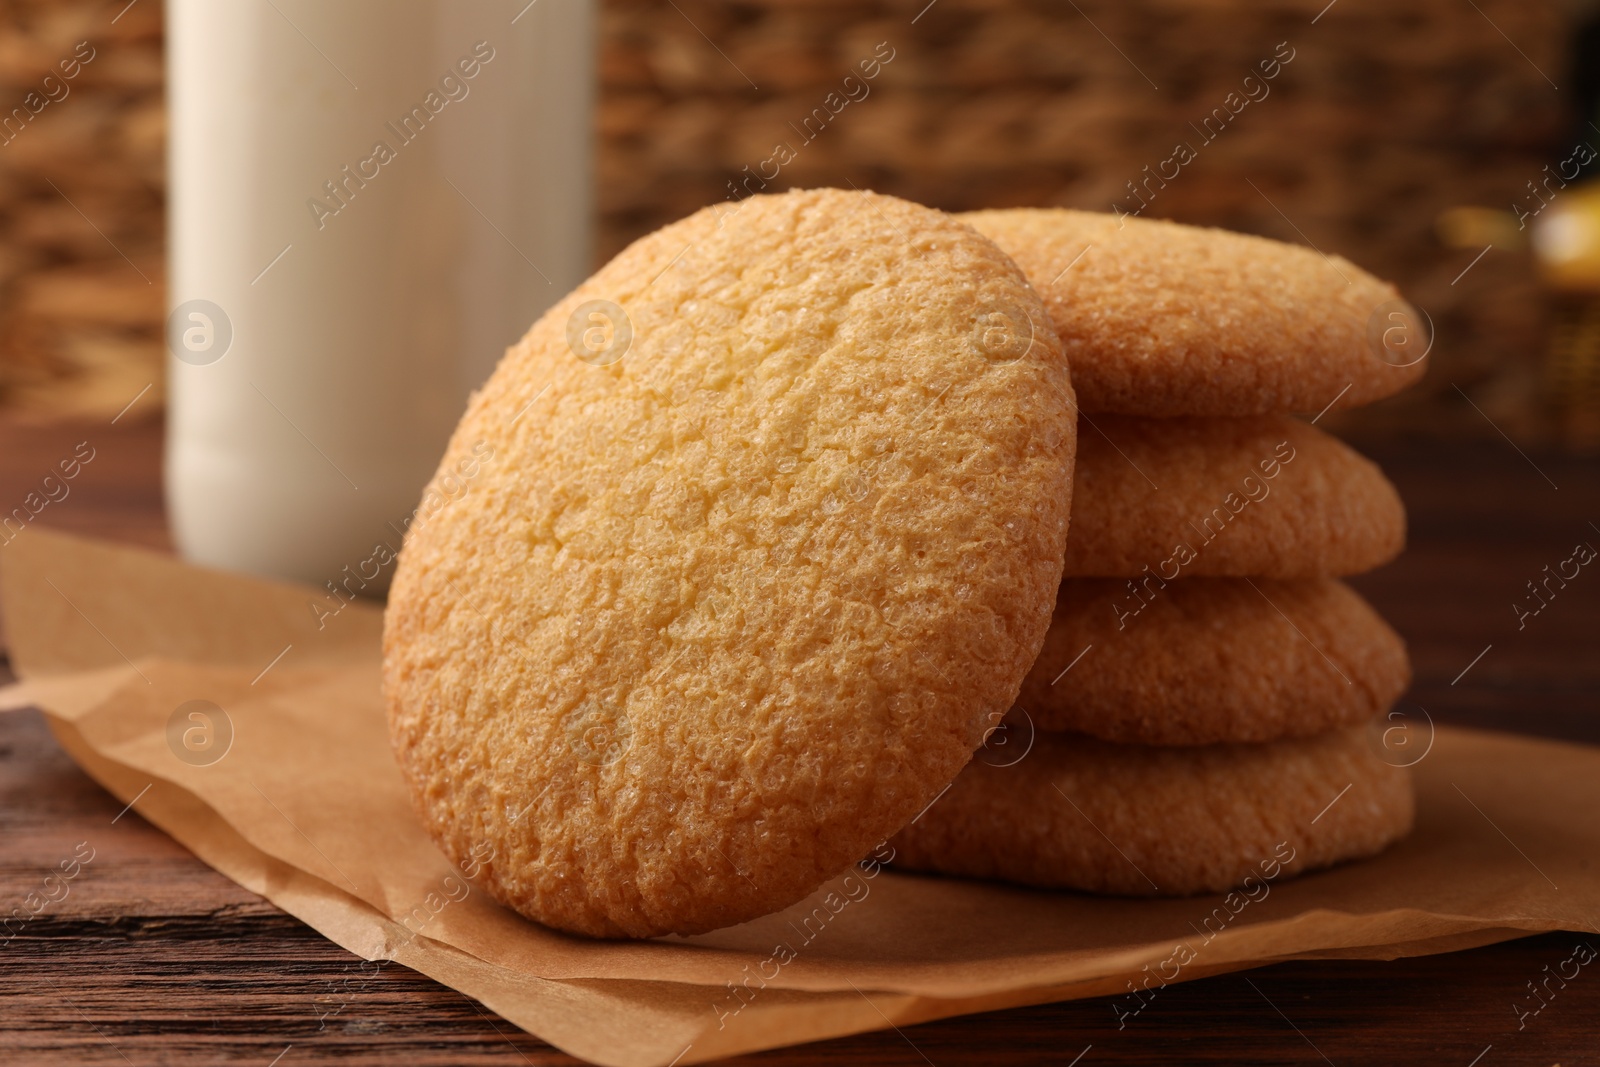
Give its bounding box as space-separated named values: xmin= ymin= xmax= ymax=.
xmin=891 ymin=209 xmax=1426 ymax=897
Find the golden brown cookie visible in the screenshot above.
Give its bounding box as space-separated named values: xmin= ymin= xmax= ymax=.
xmin=1022 ymin=577 xmax=1410 ymax=745
xmin=891 ymin=725 xmax=1413 ymax=896
xmin=383 ymin=189 xmax=1078 ymax=938
xmin=1064 ymin=414 xmax=1404 ymax=578
xmin=963 ymin=208 xmax=1428 ymax=417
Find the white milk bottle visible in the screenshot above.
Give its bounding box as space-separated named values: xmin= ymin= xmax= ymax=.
xmin=165 ymin=0 xmax=592 ymax=592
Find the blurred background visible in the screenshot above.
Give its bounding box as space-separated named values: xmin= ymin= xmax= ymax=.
xmin=0 ymin=0 xmax=1596 ymax=445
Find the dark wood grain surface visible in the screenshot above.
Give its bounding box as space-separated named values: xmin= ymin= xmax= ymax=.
xmin=2 ymin=413 xmax=1598 ymax=1066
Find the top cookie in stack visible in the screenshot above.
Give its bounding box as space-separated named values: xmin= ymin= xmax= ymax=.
xmin=891 ymin=209 xmax=1423 ymax=898
xmin=962 ymin=208 xmax=1428 ymax=418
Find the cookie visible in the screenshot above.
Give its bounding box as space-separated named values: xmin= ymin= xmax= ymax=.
xmin=1064 ymin=414 xmax=1404 ymax=578
xmin=1021 ymin=577 xmax=1410 ymax=745
xmin=963 ymin=208 xmax=1428 ymax=417
xmin=382 ymin=188 xmax=1078 ymax=938
xmin=890 ymin=725 xmax=1414 ymax=896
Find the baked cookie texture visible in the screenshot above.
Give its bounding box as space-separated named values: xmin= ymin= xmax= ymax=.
xmin=963 ymin=208 xmax=1428 ymax=417
xmin=890 ymin=725 xmax=1413 ymax=896
xmin=1022 ymin=577 xmax=1410 ymax=745
xmin=1064 ymin=414 xmax=1405 ymax=578
xmin=382 ymin=189 xmax=1078 ymax=938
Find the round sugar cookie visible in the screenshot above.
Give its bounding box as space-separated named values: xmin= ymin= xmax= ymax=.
xmin=1064 ymin=414 xmax=1404 ymax=578
xmin=890 ymin=725 xmax=1414 ymax=896
xmin=1021 ymin=577 xmax=1411 ymax=745
xmin=963 ymin=208 xmax=1428 ymax=417
xmin=382 ymin=188 xmax=1078 ymax=938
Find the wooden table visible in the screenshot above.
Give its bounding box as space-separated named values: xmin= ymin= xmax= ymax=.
xmin=2 ymin=414 xmax=1597 ymax=1065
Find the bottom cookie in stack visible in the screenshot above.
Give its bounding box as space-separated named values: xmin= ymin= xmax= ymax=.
xmin=889 ymin=725 xmax=1412 ymax=896
xmin=890 ymin=578 xmax=1416 ymax=896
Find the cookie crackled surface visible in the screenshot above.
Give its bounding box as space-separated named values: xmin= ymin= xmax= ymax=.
xmin=890 ymin=725 xmax=1414 ymax=896
xmin=1022 ymin=576 xmax=1411 ymax=745
xmin=382 ymin=189 xmax=1077 ymax=938
xmin=964 ymin=208 xmax=1428 ymax=418
xmin=1065 ymin=414 xmax=1405 ymax=578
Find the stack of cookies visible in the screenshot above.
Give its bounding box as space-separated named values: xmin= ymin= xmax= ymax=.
xmin=891 ymin=209 xmax=1426 ymax=895
xmin=384 ymin=191 xmax=1428 ymax=939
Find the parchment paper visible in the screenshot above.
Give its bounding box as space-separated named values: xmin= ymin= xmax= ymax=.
xmin=3 ymin=528 xmax=1597 ymax=1065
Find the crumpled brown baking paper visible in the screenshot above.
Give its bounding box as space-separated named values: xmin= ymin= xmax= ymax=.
xmin=3 ymin=529 xmax=1598 ymax=1065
